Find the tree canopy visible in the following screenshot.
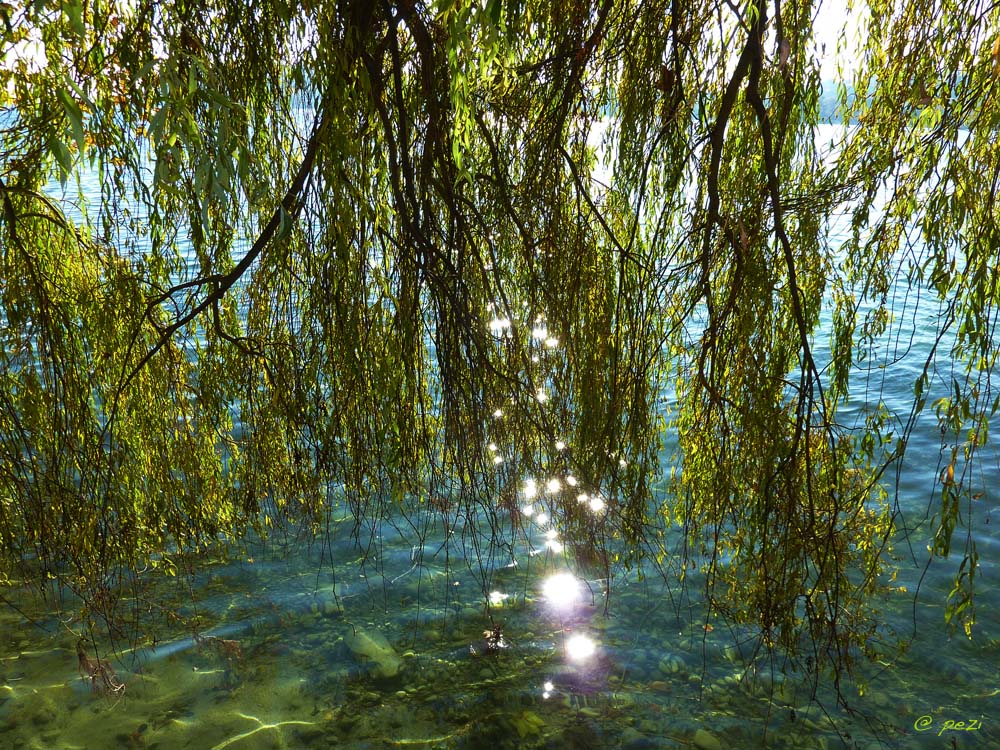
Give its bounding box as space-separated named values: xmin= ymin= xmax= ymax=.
xmin=1 ymin=0 xmax=998 ymax=692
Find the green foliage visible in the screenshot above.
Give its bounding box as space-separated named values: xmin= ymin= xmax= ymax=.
xmin=1 ymin=0 xmax=998 ymax=691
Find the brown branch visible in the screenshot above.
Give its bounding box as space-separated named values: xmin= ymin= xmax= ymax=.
xmin=695 ymin=0 xmax=765 ymax=399
xmin=557 ymin=144 xmax=652 ymax=276
xmin=742 ymin=3 xmax=823 ymax=403
xmin=122 ymin=103 xmax=327 ymax=387
xmin=702 ymin=6 xmax=760 ymax=250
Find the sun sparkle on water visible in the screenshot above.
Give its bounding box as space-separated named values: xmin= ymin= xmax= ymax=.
xmin=565 ymin=633 xmax=597 ymax=662
xmin=542 ymin=572 xmax=581 ymax=609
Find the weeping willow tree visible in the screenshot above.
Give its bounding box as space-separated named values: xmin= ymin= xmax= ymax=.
xmin=1 ymin=0 xmax=997 ymax=693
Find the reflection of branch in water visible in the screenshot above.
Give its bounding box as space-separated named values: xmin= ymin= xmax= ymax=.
xmin=76 ymin=640 xmax=126 ymax=696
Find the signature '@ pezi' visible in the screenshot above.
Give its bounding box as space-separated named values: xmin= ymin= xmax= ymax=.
xmin=913 ymin=715 xmax=984 ymax=736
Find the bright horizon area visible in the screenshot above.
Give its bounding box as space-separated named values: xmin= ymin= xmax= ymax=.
xmin=4 ymin=1 xmax=865 ymax=81
xmin=814 ymin=0 xmax=867 ymax=79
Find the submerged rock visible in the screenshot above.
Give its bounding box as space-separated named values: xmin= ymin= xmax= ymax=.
xmin=658 ymin=653 xmax=684 ymax=675
xmin=692 ymin=728 xmax=722 ymax=750
xmin=344 ymin=628 xmax=402 ymax=679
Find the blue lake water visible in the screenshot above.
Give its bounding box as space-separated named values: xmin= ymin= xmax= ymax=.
xmin=1 ymin=126 xmax=999 ymax=750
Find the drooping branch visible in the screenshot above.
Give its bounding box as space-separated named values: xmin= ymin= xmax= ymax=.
xmin=693 ymin=0 xmax=765 ymax=402
xmin=742 ymin=1 xmax=825 ymax=416
xmin=702 ymin=2 xmax=760 ymax=247
xmin=558 ymin=144 xmax=651 ymax=276
xmin=122 ymin=101 xmax=329 ymax=388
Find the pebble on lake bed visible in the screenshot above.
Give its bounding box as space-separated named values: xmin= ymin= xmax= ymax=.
xmin=344 ymin=628 xmax=402 ymax=679
xmin=658 ymin=654 xmax=684 ymax=675
xmin=692 ymin=727 xmax=723 ymax=750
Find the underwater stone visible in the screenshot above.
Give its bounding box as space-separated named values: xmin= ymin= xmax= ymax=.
xmin=692 ymin=728 xmax=722 ymax=750
xmin=293 ymin=726 xmax=328 ymax=745
xmin=613 ymin=692 xmax=636 ymax=708
xmin=25 ymin=693 xmax=57 ymax=727
xmin=637 ymin=719 xmax=659 ymax=734
xmin=658 ymin=655 xmax=683 ymax=675
xmin=621 ymin=737 xmax=660 ymax=750
xmin=619 ymin=728 xmax=648 ymax=749
xmin=344 ymin=628 xmax=402 ymax=679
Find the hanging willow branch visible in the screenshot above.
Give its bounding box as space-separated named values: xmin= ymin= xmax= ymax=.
xmin=0 ymin=0 xmax=997 ymax=694
xmin=124 ymin=100 xmax=329 ymax=387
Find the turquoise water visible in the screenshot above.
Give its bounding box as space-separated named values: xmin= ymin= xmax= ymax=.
xmin=2 ymin=132 xmax=1000 ymax=749
xmin=1 ymin=487 xmax=997 ymax=750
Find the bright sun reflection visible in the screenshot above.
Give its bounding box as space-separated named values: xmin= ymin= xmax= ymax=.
xmin=542 ymin=572 xmax=581 ymax=609
xmin=544 ymin=529 xmax=564 ymax=553
xmin=565 ymin=633 xmax=597 ymax=661
xmin=489 ymin=591 xmax=509 ymax=606
xmin=488 ymin=318 xmax=512 ymax=334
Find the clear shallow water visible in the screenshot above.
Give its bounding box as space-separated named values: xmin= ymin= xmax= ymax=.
xmin=2 ymin=133 xmax=1000 ymax=749
xmin=2 ymin=453 xmax=998 ymax=750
